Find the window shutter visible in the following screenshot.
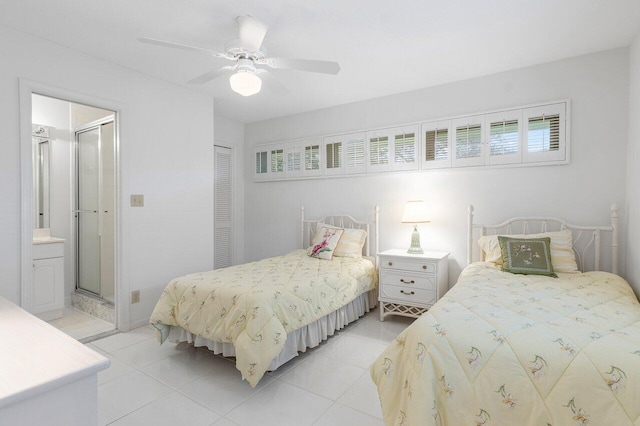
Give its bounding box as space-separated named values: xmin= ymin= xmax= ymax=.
xmin=456 ymin=125 xmax=482 ymax=158
xmin=326 ymin=142 xmax=342 ymax=169
xmin=270 ymin=149 xmax=284 ymax=173
xmin=485 ymin=110 xmax=522 ymax=165
xmin=394 ymin=133 xmax=415 ymax=164
xmin=523 ymin=102 xmax=566 ymax=163
xmin=323 ymin=136 xmax=344 ymax=175
xmin=287 ymin=150 xmax=301 ymax=172
xmin=452 ymin=116 xmax=484 ymax=167
xmin=214 ymin=146 xmax=232 ymax=269
xmin=369 ymin=136 xmax=389 ymax=166
xmin=425 ymin=129 xmax=448 ymax=161
xmin=254 ymin=150 xmax=268 ymax=179
xmin=421 ymin=120 xmax=451 ymax=169
xmin=527 ymin=115 xmax=560 ymax=152
xmin=346 ymin=139 xmax=365 ymax=168
xmin=489 ymin=120 xmax=518 ymax=155
xmin=345 ymin=134 xmax=366 ymax=174
xmin=305 ymin=144 xmax=320 ymax=171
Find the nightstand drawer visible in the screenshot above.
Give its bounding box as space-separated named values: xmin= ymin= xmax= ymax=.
xmin=380 ymin=270 xmax=436 ymax=291
xmin=381 ymin=258 xmax=437 ymax=274
xmin=380 ymin=285 xmax=437 ymax=306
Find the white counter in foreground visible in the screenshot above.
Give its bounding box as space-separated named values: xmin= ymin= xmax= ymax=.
xmin=0 ymin=297 xmax=110 ymax=425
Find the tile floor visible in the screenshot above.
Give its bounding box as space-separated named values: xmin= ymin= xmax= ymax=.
xmin=48 ymin=307 xmax=116 ymax=341
xmin=87 ymin=308 xmax=413 ymax=426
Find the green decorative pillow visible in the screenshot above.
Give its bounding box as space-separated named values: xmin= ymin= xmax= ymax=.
xmin=498 ymin=236 xmax=557 ymax=277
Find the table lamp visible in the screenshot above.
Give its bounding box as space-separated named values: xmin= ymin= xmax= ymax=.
xmin=401 ymin=200 xmax=430 ymax=254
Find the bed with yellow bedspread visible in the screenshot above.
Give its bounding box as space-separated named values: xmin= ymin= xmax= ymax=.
xmin=371 ymin=262 xmax=640 ymax=426
xmin=150 ymin=249 xmax=377 ymax=387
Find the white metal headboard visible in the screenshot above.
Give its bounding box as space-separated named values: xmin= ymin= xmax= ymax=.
xmin=301 ymin=206 xmax=379 ymax=259
xmin=467 ymin=204 xmax=619 ymax=274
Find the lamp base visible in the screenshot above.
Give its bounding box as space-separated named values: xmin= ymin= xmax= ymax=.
xmin=407 ymin=224 xmax=424 ymax=254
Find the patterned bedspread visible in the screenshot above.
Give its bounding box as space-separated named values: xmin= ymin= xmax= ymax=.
xmin=150 ymin=249 xmax=376 ymax=387
xmin=370 ymin=262 xmax=640 ymax=425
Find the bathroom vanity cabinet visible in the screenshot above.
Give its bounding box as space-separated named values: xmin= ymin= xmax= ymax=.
xmin=32 ymin=236 xmax=65 ymax=320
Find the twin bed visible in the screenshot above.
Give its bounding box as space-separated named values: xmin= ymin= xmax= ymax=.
xmin=371 ymin=205 xmax=640 ymax=426
xmin=149 ymin=203 xmax=640 ymax=425
xmin=149 ymin=206 xmax=379 ymax=387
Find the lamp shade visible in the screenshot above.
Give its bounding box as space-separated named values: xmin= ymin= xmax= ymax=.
xmin=401 ymin=200 xmax=430 ymax=223
xmin=229 ymin=71 xmax=262 ymax=96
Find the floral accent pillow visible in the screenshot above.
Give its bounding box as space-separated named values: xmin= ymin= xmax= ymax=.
xmin=498 ymin=236 xmax=557 ymax=277
xmin=307 ymin=226 xmax=344 ymax=260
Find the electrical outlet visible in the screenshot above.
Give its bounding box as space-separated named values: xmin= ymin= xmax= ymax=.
xmin=131 ymin=290 xmax=140 ymax=303
xmin=130 ymin=194 xmax=144 ymax=207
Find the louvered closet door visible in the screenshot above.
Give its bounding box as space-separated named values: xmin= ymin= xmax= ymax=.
xmin=214 ymin=145 xmax=232 ymax=269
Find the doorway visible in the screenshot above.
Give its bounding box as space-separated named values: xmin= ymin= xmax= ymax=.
xmin=30 ymin=93 xmax=118 ymax=340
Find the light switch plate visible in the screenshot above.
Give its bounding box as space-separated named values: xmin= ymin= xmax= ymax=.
xmin=130 ymin=194 xmax=144 ymax=207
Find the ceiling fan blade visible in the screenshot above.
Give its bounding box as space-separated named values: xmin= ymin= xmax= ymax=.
xmin=256 ymin=69 xmax=289 ymax=95
xmin=138 ymin=37 xmax=229 ymax=60
xmin=265 ymin=57 xmax=340 ymax=75
xmin=188 ymin=66 xmax=236 ymax=84
xmin=237 ymin=15 xmax=268 ymax=52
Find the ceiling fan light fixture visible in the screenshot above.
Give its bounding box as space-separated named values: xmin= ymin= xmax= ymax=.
xmin=230 ymin=70 xmax=262 ymax=96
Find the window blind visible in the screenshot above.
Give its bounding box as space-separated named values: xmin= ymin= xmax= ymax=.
xmin=304 ymin=145 xmax=320 ymax=171
xmin=528 ymin=114 xmax=560 ymax=152
xmin=489 ymin=120 xmax=519 ymax=156
xmin=271 ymin=149 xmax=284 ymax=172
xmin=326 ymin=142 xmax=342 ymax=169
xmin=455 ymin=124 xmax=482 ymax=159
xmin=394 ymin=133 xmax=415 ymax=163
xmin=369 ymin=136 xmax=389 ymax=165
xmin=425 ymin=129 xmax=448 ymax=161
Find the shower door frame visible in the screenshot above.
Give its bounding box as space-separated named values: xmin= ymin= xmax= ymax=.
xmin=74 ymin=117 xmax=114 ymax=299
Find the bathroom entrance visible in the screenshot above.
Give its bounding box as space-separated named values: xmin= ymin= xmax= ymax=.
xmin=30 ymin=93 xmax=118 ymax=340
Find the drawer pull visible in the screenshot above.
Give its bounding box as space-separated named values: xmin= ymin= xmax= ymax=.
xmin=422 ymin=265 xmax=427 ymax=270
xmin=400 ymin=290 xmax=415 ymax=295
xmin=400 ymin=279 xmax=415 ymax=284
xmin=388 ymin=261 xmax=393 ymax=266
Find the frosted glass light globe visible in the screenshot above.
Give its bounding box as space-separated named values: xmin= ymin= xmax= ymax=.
xmin=230 ymin=71 xmax=262 ymax=96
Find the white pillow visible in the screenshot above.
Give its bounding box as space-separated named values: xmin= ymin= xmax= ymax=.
xmin=333 ymin=228 xmax=367 ymax=258
xmin=478 ymin=229 xmax=578 ymax=273
xmin=307 ymin=226 xmax=344 ymax=260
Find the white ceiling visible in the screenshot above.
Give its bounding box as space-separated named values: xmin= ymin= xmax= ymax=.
xmin=2 ymin=0 xmax=639 ymax=123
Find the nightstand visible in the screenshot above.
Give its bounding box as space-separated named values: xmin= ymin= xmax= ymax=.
xmin=378 ymin=249 xmax=449 ymax=321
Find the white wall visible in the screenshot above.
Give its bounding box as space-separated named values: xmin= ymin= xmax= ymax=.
xmin=625 ymin=32 xmax=640 ymax=297
xmin=0 ymin=24 xmax=215 ymax=328
xmin=214 ymin=114 xmax=246 ymax=265
xmin=245 ymin=48 xmax=629 ymax=287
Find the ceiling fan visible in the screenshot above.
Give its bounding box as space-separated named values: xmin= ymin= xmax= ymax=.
xmin=139 ymin=15 xmax=341 ymax=97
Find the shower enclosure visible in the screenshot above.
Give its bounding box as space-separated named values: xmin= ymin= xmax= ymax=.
xmin=74 ymin=118 xmax=115 ymax=302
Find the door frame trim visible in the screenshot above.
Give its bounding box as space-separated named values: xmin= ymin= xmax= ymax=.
xmin=19 ymin=79 xmax=130 ymax=331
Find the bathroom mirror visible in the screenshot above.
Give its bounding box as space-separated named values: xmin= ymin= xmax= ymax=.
xmin=32 ymin=124 xmax=51 ymax=229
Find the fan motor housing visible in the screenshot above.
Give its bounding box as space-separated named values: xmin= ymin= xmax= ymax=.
xmin=225 ymin=38 xmax=266 ymax=61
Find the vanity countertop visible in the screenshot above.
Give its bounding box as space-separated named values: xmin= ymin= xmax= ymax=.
xmin=0 ymin=297 xmax=110 ymax=409
xmin=32 ymin=228 xmax=65 ymax=245
xmin=32 ymin=236 xmax=66 ymax=245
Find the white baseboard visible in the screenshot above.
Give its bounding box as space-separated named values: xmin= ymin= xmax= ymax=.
xmin=129 ymin=318 xmax=151 ymax=330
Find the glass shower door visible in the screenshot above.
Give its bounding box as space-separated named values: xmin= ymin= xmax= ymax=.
xmin=76 ymin=128 xmax=101 ymax=295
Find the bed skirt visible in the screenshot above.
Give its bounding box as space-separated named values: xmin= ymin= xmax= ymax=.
xmin=167 ymin=290 xmax=377 ymax=371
